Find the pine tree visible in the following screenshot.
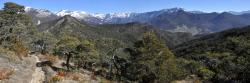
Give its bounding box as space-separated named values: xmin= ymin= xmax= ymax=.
xmin=55 ymin=35 xmax=80 ymax=70
xmin=0 ymin=2 xmax=35 ymax=56
xmin=125 ymin=31 xmax=184 ymax=82
xmin=3 ymin=2 xmax=25 ymax=14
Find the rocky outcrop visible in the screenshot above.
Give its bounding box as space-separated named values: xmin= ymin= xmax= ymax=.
xmin=0 ymin=54 xmax=45 ymax=83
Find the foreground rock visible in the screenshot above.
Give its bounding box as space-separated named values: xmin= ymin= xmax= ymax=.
xmin=0 ymin=54 xmax=45 ymax=83
xmin=0 ymin=53 xmax=112 ymax=83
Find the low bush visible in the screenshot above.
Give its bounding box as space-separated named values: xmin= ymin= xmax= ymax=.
xmin=49 ymin=75 xmax=62 ymax=83
xmin=12 ymin=40 xmax=28 ymax=58
xmin=43 ymin=54 xmax=59 ymax=63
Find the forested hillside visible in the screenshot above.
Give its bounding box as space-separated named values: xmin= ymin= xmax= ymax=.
xmin=174 ymin=26 xmax=250 ymax=83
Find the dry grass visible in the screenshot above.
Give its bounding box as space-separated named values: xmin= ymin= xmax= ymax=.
xmin=0 ymin=68 xmax=14 ymax=80
xmin=12 ymin=40 xmax=28 ymax=58
xmin=57 ymin=70 xmax=66 ymax=77
xmin=49 ymin=75 xmax=62 ymax=83
xmin=39 ymin=54 xmax=59 ymax=63
xmin=66 ymin=72 xmax=84 ymax=81
xmin=48 ymin=70 xmax=66 ymax=83
xmin=194 ymin=79 xmax=202 ymax=83
xmin=0 ymin=47 xmax=18 ymax=61
xmin=50 ymin=71 xmax=114 ymax=83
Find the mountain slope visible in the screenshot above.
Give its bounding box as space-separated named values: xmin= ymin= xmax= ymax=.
xmin=25 ymin=7 xmax=59 ymax=25
xmin=173 ymin=26 xmax=250 ymax=82
xmin=38 ymin=16 xmax=193 ymax=48
xmin=38 ymin=15 xmax=100 ymax=40
xmin=97 ymin=23 xmax=193 ymax=47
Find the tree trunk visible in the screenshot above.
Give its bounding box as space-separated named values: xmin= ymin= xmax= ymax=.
xmin=66 ymin=52 xmax=72 ymax=71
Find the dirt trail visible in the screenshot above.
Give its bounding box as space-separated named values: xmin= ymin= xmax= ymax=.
xmin=0 ymin=53 xmax=112 ymax=83
xmin=30 ymin=54 xmax=45 ymax=83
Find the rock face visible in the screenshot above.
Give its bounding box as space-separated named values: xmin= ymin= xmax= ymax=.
xmin=0 ymin=54 xmax=45 ymax=83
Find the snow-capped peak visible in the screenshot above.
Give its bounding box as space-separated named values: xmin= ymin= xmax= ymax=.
xmin=228 ymin=10 xmax=250 ymax=15
xmin=90 ymin=13 xmax=106 ymax=19
xmin=56 ymin=10 xmax=134 ymax=20
xmin=188 ymin=11 xmax=205 ymax=14
xmin=25 ymin=7 xmax=53 ymax=18
xmin=24 ymin=6 xmax=32 ymax=11
xmin=160 ymin=8 xmax=184 ymax=13
xmin=109 ymin=12 xmax=133 ymax=18
xmin=56 ymin=10 xmax=91 ymax=19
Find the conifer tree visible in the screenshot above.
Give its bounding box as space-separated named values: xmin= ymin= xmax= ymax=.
xmin=55 ymin=35 xmax=80 ymax=70
xmin=125 ymin=31 xmax=184 ymax=82
xmin=3 ymin=2 xmax=25 ymax=14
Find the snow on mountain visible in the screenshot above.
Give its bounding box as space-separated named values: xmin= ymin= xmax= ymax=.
xmin=90 ymin=13 xmax=106 ymax=19
xmin=109 ymin=12 xmax=133 ymax=18
xmin=160 ymin=8 xmax=184 ymax=13
xmin=56 ymin=10 xmax=92 ymax=19
xmin=25 ymin=7 xmax=54 ymax=18
xmin=188 ymin=11 xmax=205 ymax=14
xmin=25 ymin=7 xmax=59 ymax=25
xmin=26 ymin=7 xmax=201 ymax=24
xmin=228 ymin=10 xmax=250 ymax=15
xmin=54 ymin=8 xmax=205 ymax=24
xmin=56 ymin=10 xmax=134 ymax=19
xmin=24 ymin=7 xmax=32 ymax=11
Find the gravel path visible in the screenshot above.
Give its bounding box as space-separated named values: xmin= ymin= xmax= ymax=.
xmin=30 ymin=55 xmax=45 ymax=83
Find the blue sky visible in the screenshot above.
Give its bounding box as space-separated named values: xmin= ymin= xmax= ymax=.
xmin=0 ymin=0 xmax=250 ymax=13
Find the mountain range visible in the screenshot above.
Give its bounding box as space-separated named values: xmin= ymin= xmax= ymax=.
xmin=38 ymin=15 xmax=193 ymax=48
xmin=25 ymin=7 xmax=250 ymax=35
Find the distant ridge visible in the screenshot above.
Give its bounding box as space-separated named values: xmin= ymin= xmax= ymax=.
xmin=26 ymin=7 xmax=250 ymax=35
